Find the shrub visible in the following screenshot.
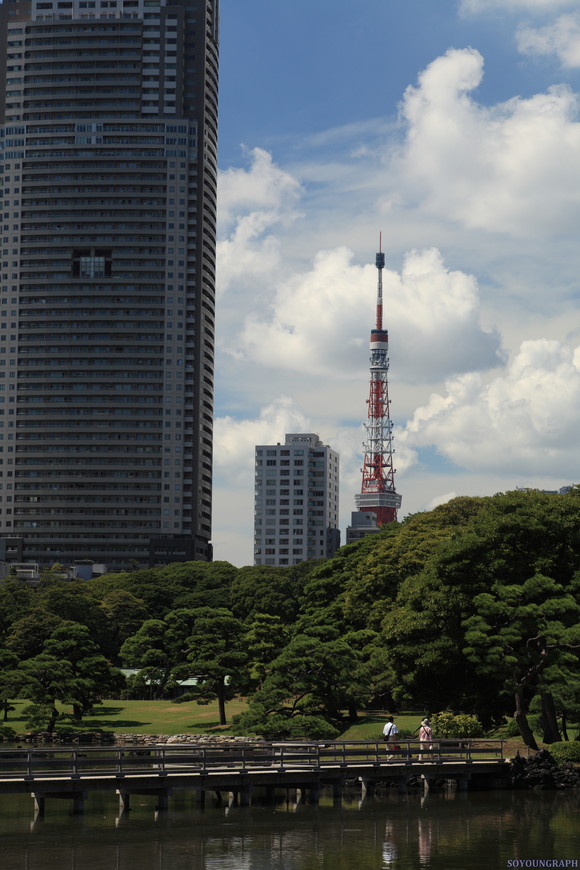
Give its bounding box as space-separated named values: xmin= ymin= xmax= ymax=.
xmin=232 ymin=710 xmax=340 ymax=741
xmin=548 ymin=742 xmax=580 ymax=764
xmin=502 ymin=717 xmax=520 ymax=738
xmin=430 ymin=712 xmax=484 ymax=738
xmin=0 ymin=725 xmax=15 ymax=741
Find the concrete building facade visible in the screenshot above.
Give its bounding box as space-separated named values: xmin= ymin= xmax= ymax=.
xmin=345 ymin=509 xmax=381 ymax=545
xmin=253 ymin=433 xmax=340 ymax=567
xmin=0 ymin=0 xmax=218 ymax=569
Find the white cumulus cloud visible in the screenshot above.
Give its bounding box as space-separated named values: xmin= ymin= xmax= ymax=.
xmin=217 ymin=147 xmax=302 ymax=230
xmin=461 ymin=0 xmax=576 ymax=13
xmin=213 ymin=396 xmax=310 ymax=483
xmin=397 ymin=47 xmax=580 ymax=236
xmin=237 ymin=245 xmax=502 ymax=384
xmin=403 ymin=339 xmax=580 ymax=476
xmin=517 ymin=13 xmax=580 ymax=67
xmin=216 ymin=148 xmax=303 ymax=296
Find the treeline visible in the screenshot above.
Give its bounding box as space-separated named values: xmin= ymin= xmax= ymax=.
xmin=0 ymin=488 xmax=579 ymax=746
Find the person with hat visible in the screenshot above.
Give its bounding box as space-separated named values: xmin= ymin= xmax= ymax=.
xmin=418 ymin=718 xmax=433 ymax=761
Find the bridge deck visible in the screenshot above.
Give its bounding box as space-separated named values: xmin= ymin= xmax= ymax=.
xmin=0 ymin=740 xmax=509 ymax=810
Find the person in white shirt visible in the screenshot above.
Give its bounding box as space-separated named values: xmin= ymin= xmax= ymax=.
xmin=383 ymin=716 xmax=398 ymax=759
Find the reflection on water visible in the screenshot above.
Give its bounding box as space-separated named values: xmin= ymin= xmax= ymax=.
xmin=0 ymin=787 xmax=578 ymax=870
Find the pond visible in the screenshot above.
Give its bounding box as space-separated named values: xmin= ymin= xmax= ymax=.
xmin=0 ymin=786 xmax=577 ymax=870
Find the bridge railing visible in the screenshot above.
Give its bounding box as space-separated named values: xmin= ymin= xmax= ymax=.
xmin=0 ymin=739 xmax=505 ymax=780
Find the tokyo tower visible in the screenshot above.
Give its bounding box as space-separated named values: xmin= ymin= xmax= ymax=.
xmin=355 ymin=238 xmax=402 ymax=524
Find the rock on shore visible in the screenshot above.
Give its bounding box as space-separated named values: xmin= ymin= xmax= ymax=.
xmin=509 ymin=749 xmax=580 ymax=790
xmin=8 ymin=731 xmax=261 ymax=745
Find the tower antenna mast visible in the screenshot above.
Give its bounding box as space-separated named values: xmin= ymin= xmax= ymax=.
xmin=355 ymin=238 xmax=402 ymax=524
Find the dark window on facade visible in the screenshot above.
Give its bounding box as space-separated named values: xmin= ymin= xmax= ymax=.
xmin=72 ymin=249 xmax=112 ymax=278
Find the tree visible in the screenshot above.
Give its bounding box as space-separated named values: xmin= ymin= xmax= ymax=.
xmin=379 ymin=491 xmax=580 ymax=726
xmin=89 ymin=560 xmax=237 ymax=619
xmin=530 ymin=662 xmax=580 ymax=742
xmin=176 ymin=608 xmax=248 ymax=726
xmin=19 ymin=654 xmax=75 ymax=731
xmin=5 ymin=610 xmax=64 ymax=660
xmin=120 ymin=609 xmax=198 ymax=698
xmin=229 ymin=565 xmax=306 ymax=623
xmin=38 ymin=562 xmax=68 ymax=586
xmin=0 ymin=649 xmax=21 ymax=721
xmin=43 ymin=623 xmax=124 ymax=722
xmin=17 ymin=621 xmax=124 ymax=730
xmin=243 ymin=613 xmax=291 ymax=688
xmin=232 ymin=632 xmax=360 ymax=739
xmin=0 ymin=580 xmax=34 ymax=644
xmin=463 ymin=573 xmax=580 ymax=748
xmin=38 ymin=580 xmax=111 ymax=651
xmin=99 ymin=589 xmax=150 ymax=661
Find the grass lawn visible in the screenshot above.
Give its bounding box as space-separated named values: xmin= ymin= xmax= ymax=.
xmin=339 ymin=711 xmax=424 ymax=742
xmin=4 ymin=701 xmax=423 ymax=739
xmin=5 ymin=698 xmax=249 ymax=735
xmin=3 ymin=702 xmax=564 ymax=754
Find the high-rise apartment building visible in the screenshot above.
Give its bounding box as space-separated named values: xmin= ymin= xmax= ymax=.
xmin=253 ymin=433 xmax=340 ymax=567
xmin=0 ymin=0 xmax=218 ymax=570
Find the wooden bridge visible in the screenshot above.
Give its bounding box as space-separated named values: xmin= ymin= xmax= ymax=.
xmin=0 ymin=739 xmax=510 ymax=815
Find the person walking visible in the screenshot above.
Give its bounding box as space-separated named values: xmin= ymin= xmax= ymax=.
xmin=383 ymin=716 xmax=399 ymax=760
xmin=418 ymin=718 xmax=433 ymax=761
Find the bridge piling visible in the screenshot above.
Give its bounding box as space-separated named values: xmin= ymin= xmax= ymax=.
xmin=239 ymin=784 xmax=252 ymax=807
xmin=155 ymin=791 xmax=169 ymax=811
xmin=117 ymin=790 xmax=130 ymax=813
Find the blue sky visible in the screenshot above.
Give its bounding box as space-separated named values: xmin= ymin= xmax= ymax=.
xmin=219 ymin=1 xmax=544 ymax=161
xmin=212 ymin=0 xmax=580 ymax=565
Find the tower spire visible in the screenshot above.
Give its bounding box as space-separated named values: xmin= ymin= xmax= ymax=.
xmin=355 ymin=239 xmax=402 ymax=524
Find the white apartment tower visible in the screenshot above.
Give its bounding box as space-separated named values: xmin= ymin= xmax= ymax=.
xmin=253 ymin=433 xmax=340 ymax=566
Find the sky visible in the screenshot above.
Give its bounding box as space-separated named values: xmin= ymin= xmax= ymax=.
xmin=212 ymin=0 xmax=580 ymax=567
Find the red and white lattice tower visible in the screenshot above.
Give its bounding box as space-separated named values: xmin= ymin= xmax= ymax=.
xmin=355 ymin=238 xmax=402 ymax=524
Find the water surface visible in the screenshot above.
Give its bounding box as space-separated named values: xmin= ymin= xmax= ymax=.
xmin=0 ymin=787 xmax=577 ymax=870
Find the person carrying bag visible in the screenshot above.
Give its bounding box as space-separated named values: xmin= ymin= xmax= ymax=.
xmin=382 ymin=716 xmax=400 ymax=759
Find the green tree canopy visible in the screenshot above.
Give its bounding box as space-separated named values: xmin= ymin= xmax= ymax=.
xmin=232 ymin=632 xmax=361 ymax=739
xmin=120 ymin=609 xmax=199 ymax=698
xmin=176 ymin=607 xmax=249 ymax=725
xmin=42 ymin=622 xmax=124 ymax=723
xmin=464 ymin=572 xmax=580 ymax=748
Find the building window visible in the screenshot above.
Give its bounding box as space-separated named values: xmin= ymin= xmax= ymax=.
xmin=72 ymin=249 xmax=111 ymax=278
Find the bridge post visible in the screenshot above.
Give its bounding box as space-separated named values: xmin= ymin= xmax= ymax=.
xmin=32 ymin=793 xmax=45 ymax=816
xmin=239 ymin=784 xmax=252 ymax=807
xmin=117 ymin=790 xmax=130 ymax=813
xmin=308 ymin=784 xmax=319 ymax=804
xmin=72 ymin=792 xmax=85 ymax=815
xmin=359 ymin=777 xmax=374 ymax=798
xmin=156 ymin=791 xmax=169 ymax=811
